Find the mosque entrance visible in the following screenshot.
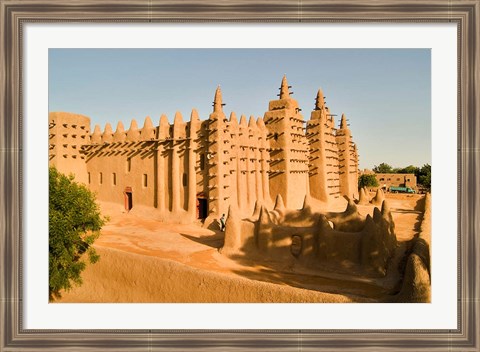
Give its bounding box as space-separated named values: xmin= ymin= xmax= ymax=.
xmin=124 ymin=187 xmax=133 ymax=211
xmin=196 ymin=193 xmax=207 ymax=219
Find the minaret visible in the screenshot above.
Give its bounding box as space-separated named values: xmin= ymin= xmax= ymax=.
xmin=207 ymin=86 xmax=230 ymax=217
xmin=263 ymin=75 xmax=309 ymax=209
xmin=279 ymin=74 xmax=291 ymax=99
xmin=307 ymin=88 xmax=330 ymax=202
xmin=213 ymin=85 xmax=224 ymax=112
xmin=336 ymin=113 xmax=358 ymax=199
xmin=314 ymin=88 xmax=325 ymax=111
xmin=340 ymin=113 xmax=347 ymax=129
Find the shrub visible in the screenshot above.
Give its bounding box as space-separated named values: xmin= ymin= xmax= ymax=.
xmin=49 ymin=167 xmax=106 ymax=300
xmin=358 ymin=174 xmax=379 ymax=188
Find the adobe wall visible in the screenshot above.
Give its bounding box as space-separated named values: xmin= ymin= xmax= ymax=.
xmin=48 ymin=112 xmax=90 ymax=184
xmin=83 ymin=112 xmax=203 ymax=223
xmin=375 ymin=173 xmax=417 ymax=190
xmin=389 ymin=193 xmax=431 ymax=302
xmin=221 ymin=196 xmax=397 ymax=277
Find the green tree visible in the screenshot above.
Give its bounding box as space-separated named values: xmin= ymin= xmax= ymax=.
xmin=418 ymin=163 xmax=431 ymax=190
xmin=358 ymin=174 xmax=379 ymax=188
xmin=396 ymin=165 xmax=419 ymax=175
xmin=49 ymin=167 xmax=106 ymax=300
xmin=372 ymin=162 xmax=394 ymax=173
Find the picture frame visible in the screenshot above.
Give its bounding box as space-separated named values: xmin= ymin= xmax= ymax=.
xmin=1 ymin=0 xmax=478 ymax=350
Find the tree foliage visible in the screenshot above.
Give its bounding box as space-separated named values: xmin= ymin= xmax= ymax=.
xmin=395 ymin=165 xmax=420 ymax=175
xmin=418 ymin=163 xmax=431 ymax=190
xmin=372 ymin=162 xmax=393 ymax=173
xmin=358 ymin=174 xmax=379 ymax=188
xmin=49 ymin=167 xmax=106 ymax=300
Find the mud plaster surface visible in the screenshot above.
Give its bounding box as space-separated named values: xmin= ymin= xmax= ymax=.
xmin=58 ymin=193 xmax=426 ymax=303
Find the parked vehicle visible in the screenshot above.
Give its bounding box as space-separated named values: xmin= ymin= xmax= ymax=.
xmin=389 ymin=186 xmax=416 ymax=193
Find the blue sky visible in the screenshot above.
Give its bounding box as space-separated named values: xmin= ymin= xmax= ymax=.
xmin=49 ymin=49 xmax=431 ymax=169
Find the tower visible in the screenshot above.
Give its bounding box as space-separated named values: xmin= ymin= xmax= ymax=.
xmin=264 ymin=76 xmax=309 ymax=209
xmin=306 ymin=89 xmax=329 ymax=202
xmin=48 ymin=112 xmax=90 ymax=184
xmin=306 ymin=89 xmax=343 ymax=201
xmin=207 ymin=86 xmax=231 ymax=217
xmin=336 ymin=113 xmax=359 ymax=199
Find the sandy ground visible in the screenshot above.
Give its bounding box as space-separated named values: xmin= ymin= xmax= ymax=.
xmin=57 ymin=193 xmax=427 ymax=303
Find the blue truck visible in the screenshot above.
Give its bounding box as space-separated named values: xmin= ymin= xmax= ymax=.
xmin=389 ymin=186 xmax=416 ymax=194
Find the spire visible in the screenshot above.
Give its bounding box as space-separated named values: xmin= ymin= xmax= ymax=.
xmin=158 ymin=114 xmax=170 ymax=139
xmin=213 ymin=85 xmax=224 ymax=112
xmin=229 ymin=112 xmax=238 ymax=127
xmin=93 ymin=124 xmax=101 ymax=135
xmin=141 ymin=116 xmax=155 ymax=141
xmin=279 ymin=75 xmax=291 ymax=99
xmin=256 ymin=117 xmax=266 ymax=131
xmin=340 ymin=113 xmax=348 ymax=129
xmin=159 ymin=114 xmax=169 ymax=128
xmin=315 ymin=89 xmax=325 ymax=110
xmin=248 ymin=115 xmax=256 ymax=129
xmin=128 ymin=119 xmax=138 ymax=130
xmin=113 ymin=121 xmax=126 ymax=142
xmin=239 ymin=114 xmax=247 ymax=127
xmin=190 ymin=109 xmax=200 ymax=123
xmin=114 ymin=121 xmax=125 ymax=133
xmin=143 ymin=116 xmax=153 ymax=129
xmin=91 ymin=124 xmax=102 ymax=144
xmin=104 ymin=123 xmax=113 ymax=135
xmin=174 ymin=111 xmax=183 ymax=125
xmin=126 ymin=119 xmax=140 ymax=141
xmin=102 ymin=123 xmax=113 ymax=143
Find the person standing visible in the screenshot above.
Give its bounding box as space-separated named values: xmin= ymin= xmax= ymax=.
xmin=219 ymin=214 xmax=226 ymax=232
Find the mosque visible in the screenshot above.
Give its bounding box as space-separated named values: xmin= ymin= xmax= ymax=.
xmin=48 ymin=76 xmax=359 ymax=224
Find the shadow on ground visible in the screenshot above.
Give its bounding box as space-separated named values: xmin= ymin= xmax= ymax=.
xmin=180 ymin=231 xmax=225 ymax=249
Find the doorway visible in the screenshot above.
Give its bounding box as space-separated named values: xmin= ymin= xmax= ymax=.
xmin=124 ymin=187 xmax=133 ymax=211
xmin=196 ymin=195 xmax=207 ymax=219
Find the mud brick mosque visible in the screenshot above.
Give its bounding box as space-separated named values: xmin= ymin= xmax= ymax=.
xmin=49 ymin=76 xmax=360 ymax=224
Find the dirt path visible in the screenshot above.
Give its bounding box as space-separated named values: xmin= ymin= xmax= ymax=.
xmin=359 ymin=193 xmax=425 ymax=241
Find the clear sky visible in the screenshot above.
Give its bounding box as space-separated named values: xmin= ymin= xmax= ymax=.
xmin=49 ymin=49 xmax=431 ymax=170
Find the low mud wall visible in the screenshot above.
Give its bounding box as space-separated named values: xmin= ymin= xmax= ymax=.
xmin=390 ymin=193 xmax=431 ymax=303
xmin=58 ymin=246 xmax=364 ymax=303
